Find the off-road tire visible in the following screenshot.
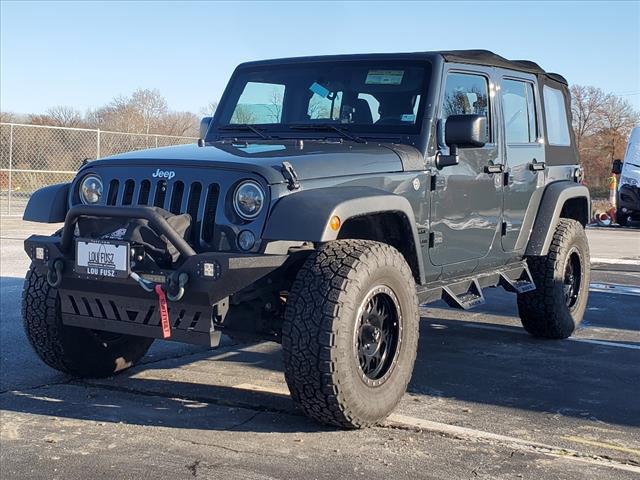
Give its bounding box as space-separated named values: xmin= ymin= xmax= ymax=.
xmin=22 ymin=264 xmax=154 ymax=378
xmin=518 ymin=219 xmax=590 ymax=339
xmin=282 ymin=240 xmax=419 ymax=428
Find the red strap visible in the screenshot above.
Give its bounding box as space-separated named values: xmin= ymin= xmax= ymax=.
xmin=154 ymin=284 xmax=171 ymax=339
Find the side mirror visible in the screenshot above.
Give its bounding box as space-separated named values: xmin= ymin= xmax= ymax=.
xmin=199 ymin=117 xmax=213 ymax=146
xmin=436 ymin=115 xmax=488 ymax=169
xmin=612 ymin=159 xmax=623 ymax=175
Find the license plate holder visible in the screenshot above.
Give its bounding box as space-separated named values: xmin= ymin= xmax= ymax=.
xmin=75 ymin=239 xmax=130 ymax=278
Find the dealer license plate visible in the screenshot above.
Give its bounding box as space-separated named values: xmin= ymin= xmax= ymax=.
xmin=75 ymin=239 xmax=130 ymax=278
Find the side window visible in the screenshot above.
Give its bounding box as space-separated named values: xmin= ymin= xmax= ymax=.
xmin=231 ymin=82 xmax=285 ymax=124
xmin=502 ymin=79 xmax=537 ymax=143
xmin=442 ymin=73 xmax=491 ymax=140
xmin=543 ymin=85 xmax=571 ymax=146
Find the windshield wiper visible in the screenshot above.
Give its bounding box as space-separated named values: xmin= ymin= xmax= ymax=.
xmin=289 ymin=123 xmax=366 ymax=143
xmin=219 ymin=124 xmax=271 ymax=140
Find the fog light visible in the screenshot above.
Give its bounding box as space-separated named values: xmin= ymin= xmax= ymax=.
xmin=238 ymin=230 xmax=256 ymax=251
xmin=203 ymin=262 xmax=215 ymax=277
xmin=35 ymin=247 xmax=45 ymax=260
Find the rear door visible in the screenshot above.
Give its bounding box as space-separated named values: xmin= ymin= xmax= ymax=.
xmin=497 ymin=72 xmax=545 ymax=252
xmin=429 ymin=66 xmax=503 ymax=268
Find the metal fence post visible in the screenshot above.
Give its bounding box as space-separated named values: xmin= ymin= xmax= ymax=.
xmin=96 ymin=129 xmax=101 ymax=159
xmin=155 ymin=136 xmax=158 ymax=148
xmin=8 ymin=124 xmax=13 ymax=215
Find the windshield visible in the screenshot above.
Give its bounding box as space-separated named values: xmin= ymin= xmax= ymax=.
xmin=215 ymin=60 xmax=431 ymax=138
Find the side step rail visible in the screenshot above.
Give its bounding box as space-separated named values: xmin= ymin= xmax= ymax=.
xmin=416 ymin=261 xmax=536 ymax=310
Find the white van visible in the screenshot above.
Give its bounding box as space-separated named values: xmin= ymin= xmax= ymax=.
xmin=613 ymin=126 xmax=640 ymax=226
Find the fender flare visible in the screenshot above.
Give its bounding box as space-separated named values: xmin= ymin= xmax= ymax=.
xmin=263 ymin=186 xmax=425 ymax=283
xmin=525 ymin=182 xmax=590 ymax=256
xmin=23 ymin=183 xmax=70 ymax=223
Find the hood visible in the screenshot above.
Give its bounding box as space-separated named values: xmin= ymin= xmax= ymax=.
xmin=86 ymin=140 xmax=411 ymax=184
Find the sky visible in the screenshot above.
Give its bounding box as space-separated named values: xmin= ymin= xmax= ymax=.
xmin=1 ymin=0 xmax=639 ymax=116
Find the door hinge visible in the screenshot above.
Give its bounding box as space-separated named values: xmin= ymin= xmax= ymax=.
xmin=501 ymin=221 xmax=508 ymax=236
xmin=503 ymin=171 xmax=510 ymax=186
xmin=430 ymin=174 xmax=437 ymax=191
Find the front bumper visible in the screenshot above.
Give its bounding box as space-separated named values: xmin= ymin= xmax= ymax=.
xmin=25 ymin=205 xmax=288 ymax=346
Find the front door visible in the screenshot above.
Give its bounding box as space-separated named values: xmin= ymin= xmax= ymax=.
xmin=429 ymin=68 xmax=502 ymax=267
xmin=498 ymin=73 xmax=545 ymax=252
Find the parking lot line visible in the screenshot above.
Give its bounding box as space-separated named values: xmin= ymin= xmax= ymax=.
xmin=589 ymin=283 xmax=640 ymax=296
xmin=230 ymin=382 xmax=640 ymax=472
xmin=460 ymin=322 xmax=640 ymax=350
xmin=591 ymin=258 xmax=640 ymax=266
xmin=233 ymin=383 xmax=290 ymax=396
xmin=561 ymin=435 xmax=640 ymax=456
xmin=386 ymin=414 xmax=640 ymax=473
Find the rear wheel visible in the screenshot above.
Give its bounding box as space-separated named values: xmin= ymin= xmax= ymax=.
xmin=282 ymin=240 xmax=419 ymax=428
xmin=22 ymin=264 xmax=154 ymax=378
xmin=517 ymin=219 xmax=590 ymax=339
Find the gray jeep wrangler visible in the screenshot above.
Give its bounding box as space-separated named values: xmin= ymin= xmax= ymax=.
xmin=22 ymin=50 xmax=590 ymax=428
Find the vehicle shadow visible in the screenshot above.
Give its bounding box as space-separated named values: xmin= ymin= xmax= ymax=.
xmin=2 ymin=274 xmax=639 ymax=432
xmin=2 ymin=316 xmax=639 ymax=433
xmin=0 ymin=377 xmax=324 ymax=433
xmin=410 ymin=319 xmax=640 ymax=428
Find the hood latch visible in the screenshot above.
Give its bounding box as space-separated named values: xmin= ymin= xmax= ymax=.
xmin=281 ymin=161 xmax=300 ymax=190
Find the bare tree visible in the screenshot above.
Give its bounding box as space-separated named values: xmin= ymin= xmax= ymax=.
xmin=570 ymin=88 xmax=639 ymax=194
xmin=570 ymin=85 xmax=605 ymax=149
xmin=231 ymin=105 xmax=256 ymax=124
xmin=161 ymin=111 xmax=199 ymax=137
xmin=307 ymin=97 xmax=329 ymax=119
xmin=88 ymin=95 xmax=143 ymax=133
xmin=27 ymin=114 xmax=54 ymax=126
xmin=200 ymin=101 xmax=218 ymax=117
xmin=130 ymin=88 xmax=168 ymax=135
xmin=599 ymin=94 xmax=639 ymax=161
xmin=0 ymin=111 xmax=17 ymax=123
xmin=266 ymin=89 xmax=283 ymax=122
xmin=46 ymin=106 xmax=83 ymax=128
xmin=87 ymin=89 xmax=170 ymax=134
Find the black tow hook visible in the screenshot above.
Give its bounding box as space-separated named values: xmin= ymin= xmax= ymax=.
xmin=129 ymin=271 xmax=189 ymax=302
xmin=166 ymin=272 xmax=189 ymax=302
xmin=46 ymin=259 xmax=64 ymax=288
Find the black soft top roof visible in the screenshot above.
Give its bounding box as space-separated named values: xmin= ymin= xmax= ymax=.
xmin=239 ymin=49 xmax=567 ymax=85
xmin=439 ymin=50 xmax=567 ymax=85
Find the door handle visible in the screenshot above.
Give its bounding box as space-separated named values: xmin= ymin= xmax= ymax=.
xmin=529 ymin=159 xmax=546 ymax=171
xmin=484 ymin=163 xmax=504 ymax=174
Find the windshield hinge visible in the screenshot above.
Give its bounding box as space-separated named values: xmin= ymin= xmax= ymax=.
xmin=281 ymin=161 xmax=300 ymax=190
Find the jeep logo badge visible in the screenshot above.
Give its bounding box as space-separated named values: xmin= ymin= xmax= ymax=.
xmin=152 ymin=169 xmax=175 ymax=180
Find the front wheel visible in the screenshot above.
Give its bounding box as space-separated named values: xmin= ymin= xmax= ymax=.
xmin=518 ymin=219 xmax=590 ymax=339
xmin=282 ymin=240 xmax=419 ymax=428
xmin=616 ymin=209 xmax=629 ymax=226
xmin=22 ymin=264 xmax=154 ymax=378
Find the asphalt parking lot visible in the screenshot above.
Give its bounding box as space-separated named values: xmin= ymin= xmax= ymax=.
xmin=1 ymin=217 xmax=639 ymax=479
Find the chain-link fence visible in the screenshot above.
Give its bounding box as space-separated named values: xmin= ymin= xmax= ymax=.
xmin=0 ymin=123 xmax=196 ymax=216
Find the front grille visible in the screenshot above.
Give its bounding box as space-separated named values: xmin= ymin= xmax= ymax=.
xmin=105 ymin=179 xmax=220 ymax=248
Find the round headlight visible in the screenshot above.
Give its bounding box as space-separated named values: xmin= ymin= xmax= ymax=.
xmin=79 ymin=175 xmax=103 ymax=204
xmin=233 ymin=180 xmax=264 ymax=220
